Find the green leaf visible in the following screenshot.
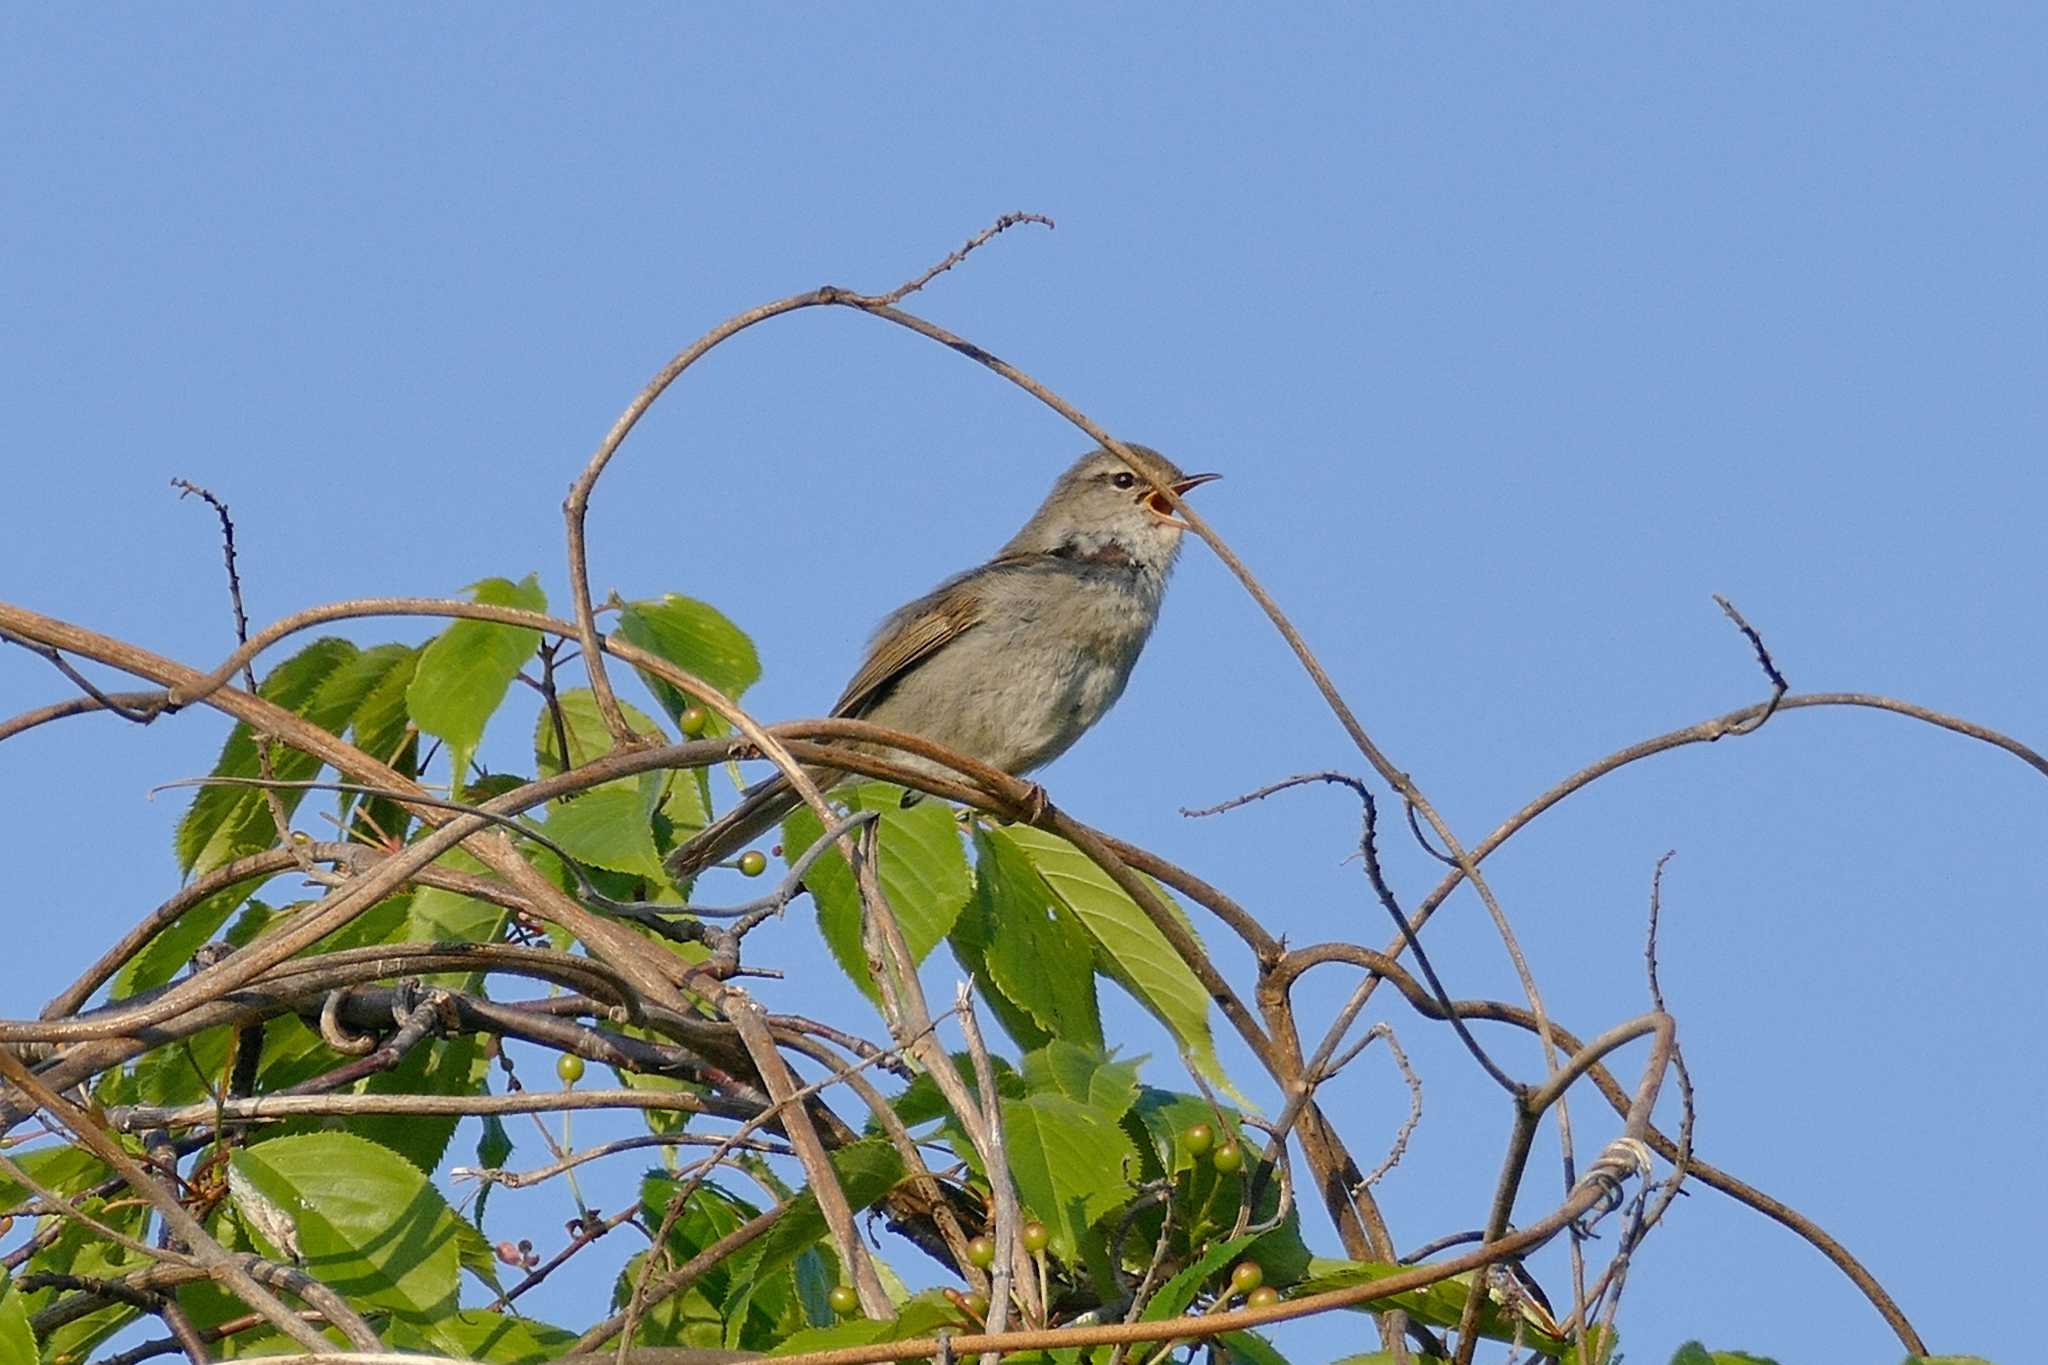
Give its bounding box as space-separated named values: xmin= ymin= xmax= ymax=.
xmin=112 ymin=881 xmax=259 ymax=1000
xmin=392 ymin=1310 xmax=577 ymax=1363
xmin=405 ymin=575 xmax=546 ymax=786
xmin=768 ymin=1291 xmax=962 ymax=1356
xmin=535 ymin=687 xmax=665 ymax=780
xmin=229 ymin=1132 xmax=463 ymax=1319
xmin=0 ymin=1274 xmax=32 ymax=1365
xmin=1129 ymin=1087 xmax=1236 ymax=1178
xmin=1223 ymin=1329 xmax=1295 ymax=1365
xmin=721 ymin=1140 xmax=905 ymax=1349
xmin=1022 ymin=1040 xmax=1142 ymax=1118
xmin=638 ymin=1177 xmax=763 ymax=1298
xmin=0 ymin=1144 xmax=110 ymax=1211
xmin=883 ymin=1052 xmax=1023 ymax=1131
xmin=452 ymin=1213 xmax=506 ymax=1296
xmin=1140 ymin=1232 xmax=1259 ymax=1321
xmin=343 ymin=644 xmax=423 ymax=840
xmin=471 ymin=1115 xmax=513 ymax=1226
xmin=176 ymin=637 xmax=375 ymax=874
xmin=997 ymin=1092 xmax=1138 ymax=1263
xmin=615 ymin=593 xmax=762 ymax=729
xmin=960 ymin=829 xmax=1104 ymax=1049
xmin=782 ymin=784 xmax=972 ymax=1002
xmin=993 ymin=825 xmax=1235 ymax=1102
xmin=16 ymin=1198 xmax=152 ymax=1360
xmin=1293 ymin=1258 xmax=1568 ymax=1354
xmin=1670 ymin=1349 xmax=1784 ymax=1365
xmin=543 ymin=784 xmax=668 ymax=882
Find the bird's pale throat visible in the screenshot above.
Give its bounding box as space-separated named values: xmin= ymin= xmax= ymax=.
xmin=1048 ymin=535 xmax=1142 ymax=569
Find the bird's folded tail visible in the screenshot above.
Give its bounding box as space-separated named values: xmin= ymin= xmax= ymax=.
xmin=664 ymin=767 xmax=843 ymax=880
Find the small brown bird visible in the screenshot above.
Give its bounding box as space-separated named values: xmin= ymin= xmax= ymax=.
xmin=665 ymin=443 xmax=1217 ymax=878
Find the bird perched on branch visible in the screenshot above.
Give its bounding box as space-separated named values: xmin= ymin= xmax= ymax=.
xmin=664 ymin=443 xmax=1218 ymax=878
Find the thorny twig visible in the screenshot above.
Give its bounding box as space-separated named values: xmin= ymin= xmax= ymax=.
xmin=1713 ymin=594 xmax=1789 ymax=734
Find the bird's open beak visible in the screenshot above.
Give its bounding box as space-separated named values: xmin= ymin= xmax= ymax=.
xmin=1141 ymin=472 xmax=1221 ymax=528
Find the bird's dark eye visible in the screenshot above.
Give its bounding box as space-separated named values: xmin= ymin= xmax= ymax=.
xmin=1111 ymin=472 xmax=1137 ymax=489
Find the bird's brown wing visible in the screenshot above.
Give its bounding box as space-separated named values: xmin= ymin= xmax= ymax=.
xmin=829 ymin=575 xmax=991 ymax=719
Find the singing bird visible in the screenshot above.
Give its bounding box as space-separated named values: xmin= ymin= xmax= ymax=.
xmin=665 ymin=443 xmax=1217 ymax=878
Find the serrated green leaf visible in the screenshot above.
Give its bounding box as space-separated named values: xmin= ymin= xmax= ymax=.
xmin=1293 ymin=1257 xmax=1568 ymax=1354
xmin=1222 ymin=1331 xmax=1294 ymax=1365
xmin=721 ymin=1140 xmax=905 ymax=1349
xmin=177 ymin=637 xmax=372 ymax=875
xmin=615 ymin=593 xmax=762 ymax=730
xmin=1671 ymin=1349 xmax=1783 ymax=1365
xmin=0 ymin=1274 xmax=32 ymax=1365
xmin=1128 ymin=1087 xmax=1246 ymax=1179
xmin=883 ymin=1052 xmax=1023 ymax=1131
xmin=343 ymin=644 xmax=423 ymax=841
xmin=782 ymin=784 xmax=972 ymax=1002
xmin=17 ymin=1198 xmax=152 ymax=1360
xmin=452 ymin=1212 xmax=506 ymax=1295
xmin=963 ymin=829 xmax=1103 ymax=1049
xmin=767 ymin=1291 xmax=962 ymax=1356
xmin=0 ymin=1144 xmax=111 ymax=1212
xmin=534 ymin=687 xmax=666 ymax=779
xmin=1140 ymin=1232 xmax=1260 ymax=1321
xmin=996 ymin=825 xmax=1237 ymax=1104
xmin=542 ymin=784 xmax=667 ymax=882
xmin=112 ymin=881 xmax=258 ymax=1001
xmin=471 ymin=1114 xmax=513 ymax=1227
xmin=389 ymin=1310 xmax=577 ymax=1363
xmin=997 ymin=1091 xmax=1137 ymax=1263
xmin=1021 ymin=1041 xmax=1142 ymax=1119
xmin=406 ymin=575 xmax=546 ymax=786
xmin=229 ymin=1132 xmax=462 ymax=1319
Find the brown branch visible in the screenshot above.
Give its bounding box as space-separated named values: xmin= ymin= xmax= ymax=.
xmin=0 ymin=688 xmax=169 ymax=742
xmin=726 ymin=995 xmax=887 ymax=1315
xmin=559 ymin=212 xmax=1051 ymax=747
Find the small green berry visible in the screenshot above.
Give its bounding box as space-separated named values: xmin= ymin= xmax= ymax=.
xmin=961 ymin=1291 xmax=990 ymax=1319
xmin=1182 ymin=1121 xmax=1215 ymax=1157
xmin=965 ymin=1234 xmax=997 ymax=1269
xmin=827 ymin=1284 xmax=859 ymax=1316
xmin=555 ymin=1053 xmax=586 ymax=1085
xmin=1020 ymin=1219 xmax=1050 ymax=1253
xmin=737 ymin=849 xmax=768 ymax=877
xmin=1210 ymin=1141 xmax=1244 ymax=1173
xmin=1246 ymin=1285 xmax=1280 ymax=1308
xmin=679 ymin=705 xmax=710 ymax=737
xmin=1229 ymin=1261 xmax=1264 ymax=1295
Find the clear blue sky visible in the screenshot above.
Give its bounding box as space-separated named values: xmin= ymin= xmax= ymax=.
xmin=3 ymin=7 xmax=2041 ymax=1362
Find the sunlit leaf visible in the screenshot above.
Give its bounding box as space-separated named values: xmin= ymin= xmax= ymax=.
xmin=1292 ymin=1258 xmax=1569 ymax=1354
xmin=616 ymin=593 xmax=762 ymax=730
xmin=1022 ymin=1040 xmax=1141 ymax=1118
xmin=782 ymin=784 xmax=971 ymax=1002
xmin=229 ymin=1132 xmax=463 ymax=1319
xmin=405 ymin=575 xmax=546 ymax=786
xmin=995 ymin=825 xmax=1235 ymax=1103
xmin=177 ymin=636 xmax=377 ymax=875
xmin=997 ymin=1092 xmax=1137 ymax=1263
xmin=392 ymin=1310 xmax=577 ymax=1363
xmin=959 ymin=829 xmax=1103 ymax=1049
xmin=0 ymin=1274 xmax=32 ymax=1365
xmin=721 ymin=1140 xmax=905 ymax=1349
xmin=543 ymin=784 xmax=667 ymax=882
